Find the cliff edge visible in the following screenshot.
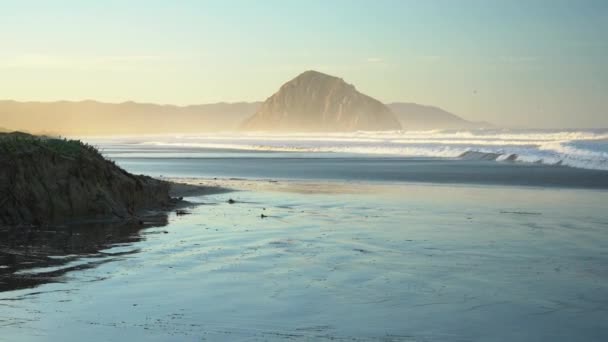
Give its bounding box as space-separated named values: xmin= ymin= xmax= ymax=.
xmin=0 ymin=132 xmax=173 ymax=225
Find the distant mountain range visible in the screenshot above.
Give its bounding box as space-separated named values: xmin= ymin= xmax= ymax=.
xmin=0 ymin=71 xmax=488 ymax=134
xmin=387 ymin=102 xmax=491 ymax=130
xmin=0 ymin=100 xmax=260 ymax=135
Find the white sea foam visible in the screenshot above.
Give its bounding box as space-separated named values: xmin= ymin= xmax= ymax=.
xmin=92 ymin=129 xmax=608 ymax=171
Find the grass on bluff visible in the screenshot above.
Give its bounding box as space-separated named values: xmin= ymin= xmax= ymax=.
xmin=0 ymin=132 xmax=102 ymax=159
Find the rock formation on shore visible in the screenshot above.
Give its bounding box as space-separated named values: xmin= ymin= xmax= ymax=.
xmin=0 ymin=132 xmax=173 ymax=226
xmin=241 ymin=70 xmax=402 ymax=132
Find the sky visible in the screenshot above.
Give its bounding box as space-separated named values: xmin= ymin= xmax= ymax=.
xmin=0 ymin=0 xmax=607 ymax=128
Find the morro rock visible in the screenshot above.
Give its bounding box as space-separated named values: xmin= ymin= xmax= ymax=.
xmin=241 ymin=70 xmax=402 ymax=132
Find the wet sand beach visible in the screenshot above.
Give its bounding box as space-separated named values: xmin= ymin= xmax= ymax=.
xmin=1 ymin=179 xmax=607 ymax=341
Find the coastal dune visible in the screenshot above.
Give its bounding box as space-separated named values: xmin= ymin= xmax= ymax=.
xmin=0 ymin=132 xmax=174 ymax=225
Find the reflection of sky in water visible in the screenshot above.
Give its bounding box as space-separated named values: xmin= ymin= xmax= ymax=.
xmin=1 ymin=183 xmax=607 ymax=341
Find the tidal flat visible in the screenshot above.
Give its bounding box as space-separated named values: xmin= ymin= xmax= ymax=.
xmin=1 ymin=180 xmax=607 ymax=341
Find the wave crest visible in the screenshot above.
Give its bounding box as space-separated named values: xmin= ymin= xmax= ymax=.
xmin=92 ymin=129 xmax=608 ymax=171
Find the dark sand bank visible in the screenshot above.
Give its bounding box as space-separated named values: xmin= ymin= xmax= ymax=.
xmin=0 ymin=132 xmax=170 ymax=225
xmin=0 ymin=132 xmax=227 ymax=226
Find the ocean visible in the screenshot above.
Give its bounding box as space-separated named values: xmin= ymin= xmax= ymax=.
xmin=91 ymin=128 xmax=608 ymax=169
xmin=1 ymin=129 xmax=608 ymax=341
xmin=89 ymin=129 xmax=608 ymax=189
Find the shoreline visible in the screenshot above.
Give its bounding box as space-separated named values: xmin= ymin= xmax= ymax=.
xmin=168 ymin=181 xmax=233 ymax=198
xmin=163 ymin=176 xmax=608 ymax=195
xmin=2 ymin=175 xmax=607 ymax=340
xmin=112 ymin=154 xmax=608 ymax=190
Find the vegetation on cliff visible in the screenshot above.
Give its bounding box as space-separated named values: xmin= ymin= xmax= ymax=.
xmin=0 ymin=132 xmax=172 ymax=225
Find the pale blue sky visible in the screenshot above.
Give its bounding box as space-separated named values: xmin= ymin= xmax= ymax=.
xmin=1 ymin=0 xmax=606 ymax=127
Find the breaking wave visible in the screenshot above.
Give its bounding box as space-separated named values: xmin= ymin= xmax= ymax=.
xmin=95 ymin=129 xmax=608 ymax=171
